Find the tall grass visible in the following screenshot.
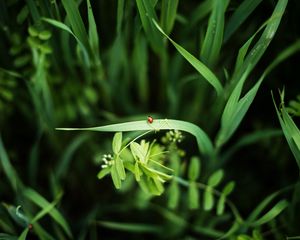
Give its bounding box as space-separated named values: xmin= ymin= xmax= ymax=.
xmin=0 ymin=0 xmax=300 ymax=239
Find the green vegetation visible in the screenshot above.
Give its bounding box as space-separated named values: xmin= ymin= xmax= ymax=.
xmin=0 ymin=0 xmax=300 ymax=239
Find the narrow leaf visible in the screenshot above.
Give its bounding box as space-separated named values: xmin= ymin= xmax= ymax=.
xmin=22 ymin=188 xmax=72 ymax=238
xmin=112 ymin=132 xmax=122 ymax=154
xmin=204 ymin=187 xmax=214 ymax=211
xmin=188 ymin=182 xmax=199 ymax=209
xmin=97 ymin=167 xmax=111 ymax=179
xmin=111 ymin=164 xmax=121 ymax=189
xmin=153 ymin=20 xmax=223 ymax=95
xmin=188 ymin=156 xmax=201 ymax=181
xmin=208 ymin=169 xmax=224 ymax=187
xmin=250 ymin=200 xmax=289 ymax=227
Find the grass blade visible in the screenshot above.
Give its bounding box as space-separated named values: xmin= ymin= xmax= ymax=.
xmin=230 ymin=0 xmax=288 ymax=88
xmin=0 ymin=135 xmax=23 ymax=192
xmin=56 ymin=119 xmax=214 ymax=158
xmin=160 ymin=0 xmax=179 ymax=34
xmin=201 ymin=0 xmax=229 ymax=66
xmin=224 ymin=0 xmax=262 ymax=42
xmin=43 ymin=17 xmax=90 ymax=66
xmin=217 ymin=39 xmax=300 ymax=147
xmin=135 ymin=0 xmax=164 ymax=54
xmin=273 ymin=90 xmax=300 ymax=170
xmin=250 ymin=200 xmax=289 ymax=227
xmin=22 ymin=188 xmax=72 ymax=238
xmin=87 ymin=0 xmax=100 ymax=55
xmin=61 ymin=0 xmax=90 ymax=53
xmin=96 ymin=220 xmax=161 ymax=233
xmin=153 ymin=20 xmax=223 ymax=95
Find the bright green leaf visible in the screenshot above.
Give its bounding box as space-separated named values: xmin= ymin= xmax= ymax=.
xmin=111 ymin=164 xmax=121 ymax=189
xmin=208 ymin=169 xmax=224 ymax=187
xmin=204 ymin=187 xmax=214 ymax=211
xmin=188 ymin=156 xmax=201 ymax=181
xmin=97 ymin=167 xmax=111 ymax=179
xmin=188 ymin=182 xmax=199 ymax=209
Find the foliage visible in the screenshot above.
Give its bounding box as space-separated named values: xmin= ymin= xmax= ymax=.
xmin=0 ymin=0 xmax=300 ymax=239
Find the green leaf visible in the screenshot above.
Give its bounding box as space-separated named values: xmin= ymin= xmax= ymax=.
xmin=224 ymin=0 xmax=262 ymax=42
xmin=97 ymin=167 xmax=111 ymax=179
xmin=237 ymin=235 xmax=252 ymax=240
xmin=3 ymin=204 xmax=28 ymax=227
xmin=204 ymin=187 xmax=214 ymax=211
xmin=208 ymin=169 xmax=224 ymax=187
xmin=153 ymin=20 xmax=223 ymax=95
xmin=31 ymin=192 xmax=63 ymax=223
xmin=87 ymin=0 xmax=100 ymax=54
xmin=216 ymin=194 xmax=225 ymax=215
xmin=223 ymin=181 xmax=235 ymax=196
xmin=273 ymin=89 xmax=300 ymax=170
xmin=112 ymin=132 xmax=123 ymax=154
xmin=216 ymin=181 xmax=235 ymax=215
xmin=247 ymin=190 xmax=283 ymax=223
xmin=111 ymin=164 xmax=121 ymax=189
xmin=43 ymin=18 xmax=90 ymax=66
xmin=201 ymin=0 xmax=228 ymax=66
xmin=217 ymin=39 xmax=300 ymax=148
xmin=18 ymin=228 xmax=29 ymax=240
xmin=0 ymin=233 xmax=18 ymax=240
xmin=188 ymin=182 xmax=199 ymax=209
xmin=230 ymin=0 xmax=288 ymax=89
xmin=57 ymin=119 xmax=214 ymax=158
xmin=28 ymin=26 xmax=38 ymax=37
xmin=115 ymin=156 xmax=126 ymax=180
xmin=0 ymin=136 xmax=23 ymax=192
xmin=130 ymin=142 xmax=146 ymax=163
xmin=250 ymin=200 xmax=289 ymax=227
xmin=188 ymin=156 xmax=201 ymax=181
xmin=134 ymin=162 xmax=141 ymax=181
xmin=160 ymin=0 xmax=179 ymax=34
xmin=38 ymin=30 xmax=52 ymax=40
xmin=61 ymin=0 xmax=90 ymax=52
xmin=22 ymin=188 xmax=72 ymax=238
xmin=96 ymin=220 xmax=161 ymax=233
xmin=167 ymin=181 xmax=180 ymax=209
xmin=135 ymin=0 xmax=164 ymax=54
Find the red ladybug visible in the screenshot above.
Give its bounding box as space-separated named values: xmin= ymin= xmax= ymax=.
xmin=147 ymin=116 xmax=153 ymax=124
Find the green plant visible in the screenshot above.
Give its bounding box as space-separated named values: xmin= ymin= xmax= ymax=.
xmin=1 ymin=0 xmax=300 ymax=239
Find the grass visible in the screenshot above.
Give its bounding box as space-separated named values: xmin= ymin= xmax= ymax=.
xmin=0 ymin=0 xmax=300 ymax=239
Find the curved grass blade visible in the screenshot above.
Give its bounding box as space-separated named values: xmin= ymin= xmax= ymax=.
xmin=61 ymin=0 xmax=90 ymax=53
xmin=56 ymin=119 xmax=214 ymax=157
xmin=216 ymin=39 xmax=300 ymax=147
xmin=230 ymin=0 xmax=288 ymax=88
xmin=153 ymin=20 xmax=223 ymax=95
xmin=250 ymin=200 xmax=289 ymax=227
xmin=22 ymin=188 xmax=72 ymax=238
xmin=43 ymin=18 xmax=90 ymax=66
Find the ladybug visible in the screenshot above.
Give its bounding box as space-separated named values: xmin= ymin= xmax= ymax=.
xmin=28 ymin=223 xmax=33 ymax=231
xmin=147 ymin=116 xmax=153 ymax=124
